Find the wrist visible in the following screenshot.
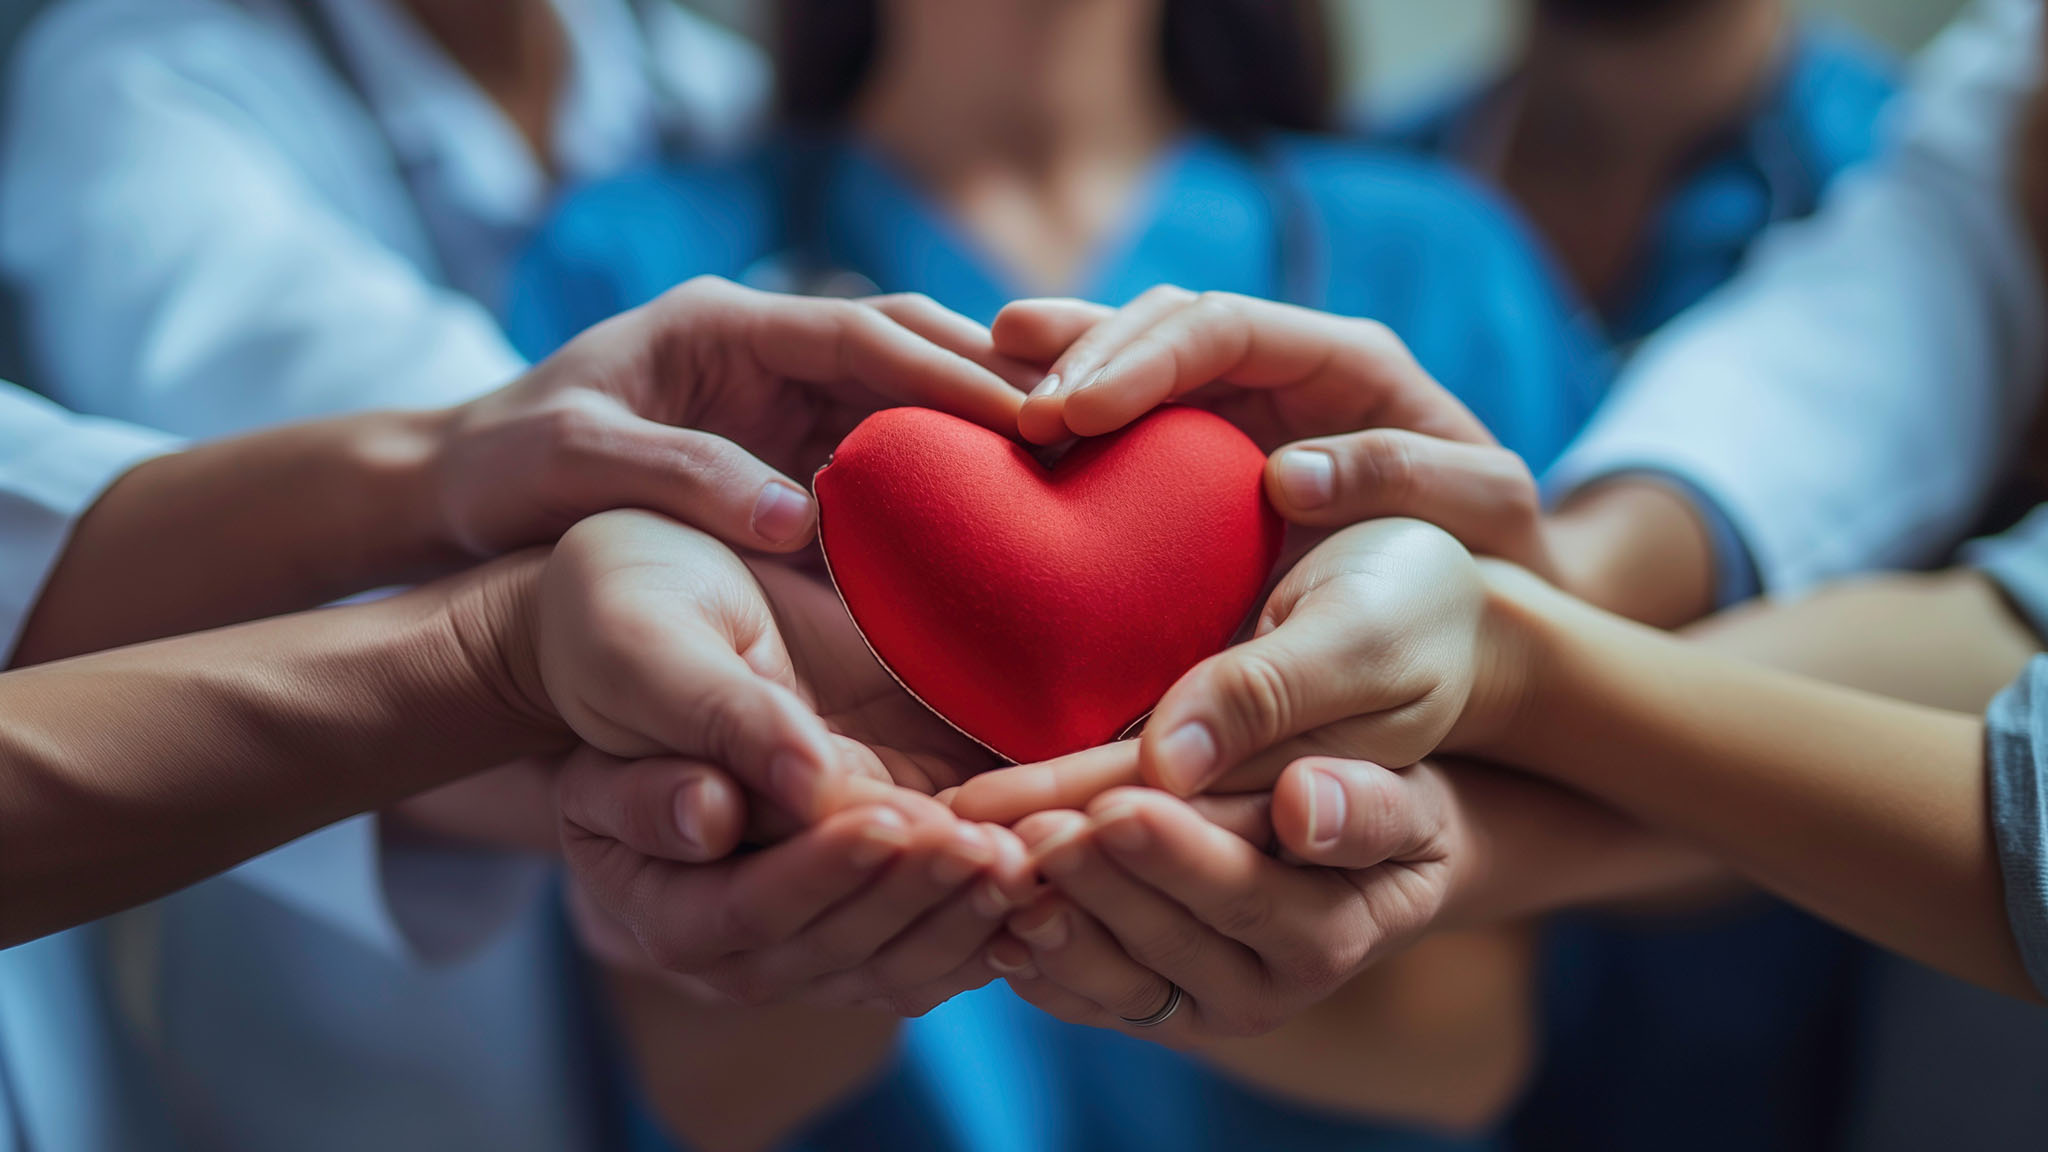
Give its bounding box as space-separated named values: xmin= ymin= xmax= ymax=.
xmin=1446 ymin=561 xmax=1570 ymax=764
xmin=426 ymin=550 xmax=573 ymax=754
xmin=342 ymin=409 xmax=472 ymax=585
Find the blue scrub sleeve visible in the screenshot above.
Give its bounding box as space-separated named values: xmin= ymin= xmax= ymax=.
xmin=1985 ymin=656 xmax=2048 ymax=1000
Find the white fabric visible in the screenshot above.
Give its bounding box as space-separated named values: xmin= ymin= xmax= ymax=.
xmin=1550 ymin=0 xmax=2048 ymax=595
xmin=0 ymin=383 xmax=173 ymax=662
xmin=0 ymin=2 xmax=764 ymax=1148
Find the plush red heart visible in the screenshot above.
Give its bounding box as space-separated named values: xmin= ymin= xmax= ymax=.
xmin=814 ymin=405 xmax=1283 ymax=764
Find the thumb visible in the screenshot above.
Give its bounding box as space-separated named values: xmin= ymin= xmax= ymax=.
xmin=1136 ymin=598 xmax=1369 ymax=796
xmin=1270 ymin=758 xmax=1453 ymax=869
xmin=556 ymin=749 xmax=748 ymax=864
xmin=568 ymin=417 xmax=819 ymax=552
xmin=541 ymin=513 xmax=848 ymax=820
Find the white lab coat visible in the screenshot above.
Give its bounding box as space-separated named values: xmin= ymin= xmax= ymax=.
xmin=1551 ymin=0 xmax=2048 ymax=596
xmin=0 ymin=1 xmax=765 ymax=1149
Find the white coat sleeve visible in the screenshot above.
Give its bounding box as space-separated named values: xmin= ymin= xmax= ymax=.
xmin=0 ymin=0 xmax=526 ymax=437
xmin=1549 ymin=0 xmax=2048 ymax=595
xmin=0 ymin=383 xmax=175 ymax=661
xmin=0 ymin=0 xmax=543 ymax=964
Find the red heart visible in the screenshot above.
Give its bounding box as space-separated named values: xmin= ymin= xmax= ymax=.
xmin=815 ymin=406 xmax=1283 ymax=764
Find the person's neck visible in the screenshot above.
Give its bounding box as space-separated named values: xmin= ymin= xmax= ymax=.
xmin=394 ymin=0 xmax=568 ymax=170
xmin=1489 ymin=0 xmax=1787 ymax=310
xmin=852 ymin=0 xmax=1183 ymax=293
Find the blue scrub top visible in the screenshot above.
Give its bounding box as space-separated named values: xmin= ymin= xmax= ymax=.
xmin=1375 ymin=27 xmax=1897 ymax=349
xmin=511 ymin=131 xmax=1607 ymax=474
xmin=514 ymin=130 xmax=1605 ymax=1152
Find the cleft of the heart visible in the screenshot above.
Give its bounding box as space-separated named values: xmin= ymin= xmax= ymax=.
xmin=814 ymin=405 xmax=1283 ymax=765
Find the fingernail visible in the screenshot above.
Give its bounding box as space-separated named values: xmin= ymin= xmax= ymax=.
xmin=972 ymin=879 xmax=1013 ymax=918
xmin=1153 ymin=723 xmax=1218 ymax=795
xmin=673 ymin=775 xmax=711 ymax=856
xmin=1026 ymin=373 xmax=1062 ymax=401
xmin=1309 ymin=767 xmax=1347 ymax=850
xmin=1094 ymin=805 xmax=1148 ymax=853
xmin=1276 ymin=449 xmax=1336 ymax=509
xmin=850 ymin=809 xmax=911 ymax=870
xmin=1013 ymin=909 xmax=1068 ymax=950
xmin=750 ymin=480 xmax=814 ymax=545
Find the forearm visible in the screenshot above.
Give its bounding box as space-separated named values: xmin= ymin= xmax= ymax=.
xmin=0 ymin=552 xmax=564 ymax=944
xmin=606 ymin=967 xmax=900 ymax=1152
xmin=1438 ymin=568 xmax=2039 ymax=928
xmin=1437 ymin=763 xmax=1728 ymax=926
xmin=1546 ymin=478 xmax=1718 ymax=628
xmin=1685 ymin=567 xmax=2040 ymax=714
xmin=1479 ymin=571 xmax=2032 ymax=999
xmin=14 ymin=409 xmax=465 ymax=666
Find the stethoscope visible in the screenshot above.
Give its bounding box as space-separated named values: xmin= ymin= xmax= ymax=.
xmin=742 ymin=131 xmax=1334 ymax=311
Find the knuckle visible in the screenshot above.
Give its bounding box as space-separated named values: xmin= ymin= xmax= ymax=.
xmin=1138 ymin=284 xmax=1196 ymax=307
xmin=1211 ymin=890 xmax=1275 ymax=941
xmin=1210 ymin=650 xmax=1295 ymax=746
xmin=878 ymin=291 xmax=941 ymax=316
xmin=1348 ymin=431 xmax=1418 ymax=505
xmin=1133 ymin=919 xmax=1210 ymax=974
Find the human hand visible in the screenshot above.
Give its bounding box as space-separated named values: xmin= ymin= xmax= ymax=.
xmin=993 ymin=290 xmax=1559 ymax=582
xmin=536 ymin=510 xmax=1034 ymax=1013
xmin=980 ymin=756 xmax=1470 ymax=1047
xmin=946 ymin=518 xmax=1514 ymax=813
xmin=434 ymin=277 xmax=1033 ymax=558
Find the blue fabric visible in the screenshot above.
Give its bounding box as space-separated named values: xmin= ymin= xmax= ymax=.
xmin=1382 ymin=26 xmax=1897 ymax=1152
xmin=1375 ymin=27 xmax=1897 ymax=349
xmin=516 ymin=128 xmax=1602 ymax=1152
xmin=511 ymin=132 xmax=1608 ymax=474
xmin=623 ymin=984 xmax=1496 ymax=1152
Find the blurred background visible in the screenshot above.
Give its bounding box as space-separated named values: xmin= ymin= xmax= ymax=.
xmin=0 ymin=0 xmax=1983 ymax=113
xmin=684 ymin=0 xmax=1974 ymax=107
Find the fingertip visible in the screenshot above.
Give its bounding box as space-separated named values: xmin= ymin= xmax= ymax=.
xmin=1140 ymin=719 xmax=1219 ymax=797
xmin=748 ymin=480 xmax=817 ymax=550
xmin=1267 ymin=448 xmax=1336 ymax=516
xmin=1273 ymin=758 xmax=1396 ymax=867
xmin=675 ymin=766 xmax=746 ymax=861
xmin=840 ymin=805 xmax=913 ymax=870
xmin=1012 ymin=808 xmax=1087 ymax=851
xmin=1017 ymin=392 xmax=1070 ymax=446
xmin=1054 ymin=371 xmax=1128 ymax=439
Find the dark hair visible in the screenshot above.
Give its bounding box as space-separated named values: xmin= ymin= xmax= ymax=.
xmin=772 ymin=0 xmax=1334 ymax=138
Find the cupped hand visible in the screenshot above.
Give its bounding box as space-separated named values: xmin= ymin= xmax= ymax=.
xmin=436 ymin=277 xmax=1035 ymax=559
xmin=561 ymin=746 xmax=1037 ymax=1016
xmin=982 ymin=758 xmax=1468 ymax=1047
xmin=993 ymin=290 xmax=1559 ymax=582
xmin=538 ymin=509 xmax=1032 ymax=1014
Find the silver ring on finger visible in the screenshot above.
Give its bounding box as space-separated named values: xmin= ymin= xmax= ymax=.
xmin=1119 ymin=981 xmax=1183 ymax=1028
